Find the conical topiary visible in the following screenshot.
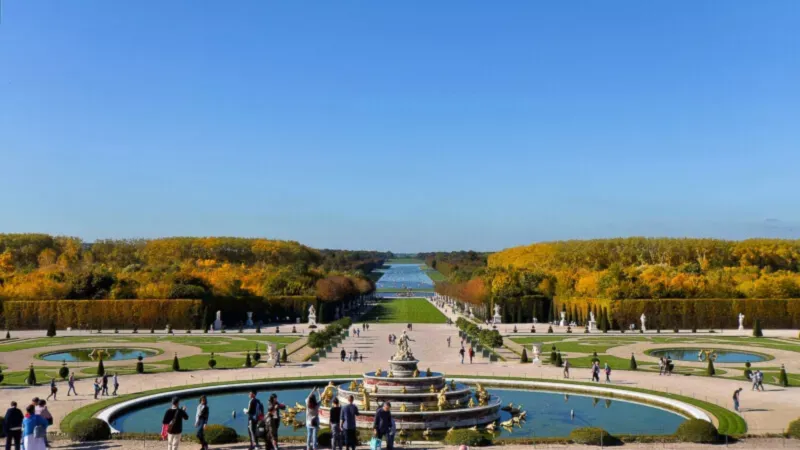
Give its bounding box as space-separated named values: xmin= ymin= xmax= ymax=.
xmin=520 ymin=348 xmax=529 ymax=363
xmin=591 ymin=352 xmax=600 ymax=363
xmin=245 ymin=351 xmax=252 ymax=368
xmin=27 ymin=364 xmax=36 ymax=386
xmin=556 ymin=351 xmax=564 ymax=367
xmin=629 ymin=353 xmax=637 ymax=370
xmin=59 ymin=361 xmax=69 ymax=380
xmin=136 ymin=355 xmax=145 ymax=374
xmin=779 ymin=364 xmax=789 ymax=387
xmin=706 ymin=358 xmax=715 ymax=376
xmin=47 ymin=321 xmax=57 ymax=337
xmin=97 ymin=358 xmax=105 ymax=376
xmin=208 ymin=353 xmax=217 ymax=369
xmin=5 ymin=330 xmax=9 ymax=339
xmin=752 ymin=319 xmax=763 ymax=337
xmin=281 ymin=348 xmax=288 ymax=363
xmin=0 ymin=366 xmax=4 ymax=384
xmin=172 ymin=353 xmax=180 ymax=371
xmin=550 ymin=346 xmax=558 ymax=365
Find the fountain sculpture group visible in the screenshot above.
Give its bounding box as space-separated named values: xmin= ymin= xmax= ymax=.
xmin=319 ymin=333 xmax=502 ymax=429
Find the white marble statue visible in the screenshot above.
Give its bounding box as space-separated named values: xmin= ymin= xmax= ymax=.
xmin=559 ymin=310 xmax=567 ymax=327
xmin=493 ymin=304 xmax=502 ymax=325
xmin=308 ymin=305 xmax=317 ymax=326
xmin=531 ymin=343 xmax=542 ymax=363
xmin=246 ymin=312 xmax=254 ymax=327
xmin=213 ymin=310 xmax=223 ymax=331
xmin=738 ymin=313 xmax=745 ymax=331
xmin=334 ymin=307 xmax=340 ymax=320
xmin=640 ymin=313 xmax=647 ymax=332
xmin=468 ymin=307 xmax=475 ymax=319
xmin=590 ymin=311 xmax=596 ymax=323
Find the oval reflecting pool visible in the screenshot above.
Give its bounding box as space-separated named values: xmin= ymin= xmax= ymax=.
xmin=40 ymin=348 xmax=158 ymax=362
xmin=649 ymin=348 xmax=767 ymax=363
xmin=112 ymin=385 xmax=686 ymax=437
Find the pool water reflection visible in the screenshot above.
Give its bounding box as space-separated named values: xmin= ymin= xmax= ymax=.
xmin=376 ymin=264 xmax=434 ymax=290
xmin=649 ymin=348 xmax=767 ymax=363
xmin=41 ymin=348 xmax=158 ymax=362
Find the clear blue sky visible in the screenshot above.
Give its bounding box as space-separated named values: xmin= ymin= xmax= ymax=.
xmin=1 ymin=1 xmax=798 ymax=252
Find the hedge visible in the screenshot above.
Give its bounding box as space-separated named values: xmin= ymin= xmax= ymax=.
xmin=674 ymin=419 xmax=719 ymax=443
xmin=69 ymin=418 xmax=111 ymax=442
xmin=569 ymin=427 xmax=619 ymax=446
xmin=4 ymin=299 xmax=202 ymax=330
xmin=443 ymin=429 xmax=492 ymax=446
xmin=788 ymin=418 xmax=800 ymax=439
xmin=204 ymin=424 xmax=238 ymax=444
xmin=555 ymin=297 xmax=800 ymax=329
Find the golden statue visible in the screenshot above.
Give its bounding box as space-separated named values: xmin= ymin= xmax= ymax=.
xmin=437 ymin=387 xmax=448 ymax=411
xmin=348 ymin=380 xmax=357 ymax=390
xmin=468 ymin=397 xmax=476 ymax=408
xmin=372 ymin=383 xmax=379 ymax=394
xmin=376 ymin=368 xmax=383 ymax=377
xmin=429 ymin=384 xmax=436 ymax=393
xmin=412 ymin=369 xmax=420 ymax=378
xmin=360 ymin=387 xmax=371 ymax=410
xmin=320 ymin=381 xmax=336 ymax=406
xmin=400 ymin=403 xmax=407 ymax=412
xmin=449 ymin=379 xmax=456 ymax=390
xmin=388 ymin=371 xmax=393 ymax=378
xmin=419 ymin=403 xmax=426 ymax=411
xmin=475 ymin=383 xmax=490 ymax=407
xmin=401 ymin=386 xmax=407 ymax=394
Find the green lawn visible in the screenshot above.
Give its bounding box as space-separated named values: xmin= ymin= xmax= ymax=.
xmin=425 ymin=267 xmax=447 ymax=281
xmin=0 ymin=335 xmax=298 ymax=354
xmin=359 ymin=298 xmax=447 ymax=323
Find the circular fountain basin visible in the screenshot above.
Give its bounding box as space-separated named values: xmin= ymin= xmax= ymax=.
xmin=39 ymin=348 xmax=159 ymax=362
xmin=648 ymin=348 xmax=769 ymax=363
xmin=108 ymin=382 xmax=690 ymax=437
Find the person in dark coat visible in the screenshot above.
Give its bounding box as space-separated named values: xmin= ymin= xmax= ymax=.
xmin=341 ymin=395 xmax=360 ymax=450
xmin=161 ymin=396 xmax=189 ymax=450
xmin=4 ymin=401 xmax=24 ymax=450
xmin=372 ymin=402 xmax=392 ymax=439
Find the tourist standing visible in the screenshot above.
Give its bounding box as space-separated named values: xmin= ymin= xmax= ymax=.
xmin=195 ymin=395 xmax=209 ymax=450
xmin=604 ymin=363 xmax=611 ymax=383
xmin=245 ymin=391 xmax=264 ymax=450
xmin=67 ymin=373 xmax=77 ymax=396
xmin=563 ymin=359 xmax=570 ymax=379
xmin=113 ymin=373 xmax=120 ymax=396
xmin=35 ymin=400 xmax=52 ymax=449
xmin=341 ymin=395 xmax=360 ymax=450
xmin=447 ymin=337 xmax=451 ymax=347
xmin=21 ymin=404 xmax=47 ymax=450
xmin=101 ymin=374 xmax=109 ymax=396
xmin=4 ymin=401 xmax=23 ymax=450
xmin=340 ymin=349 xmax=346 ymax=362
xmin=459 ymin=347 xmax=465 ymax=364
xmin=591 ymin=362 xmax=600 ymax=382
xmin=93 ymin=379 xmax=101 ymax=399
xmin=46 ymin=378 xmax=57 ymax=401
xmin=268 ymin=393 xmax=286 ymax=450
xmin=329 ymin=398 xmax=343 ymax=450
xmin=468 ymin=346 xmax=474 ymax=364
xmin=353 ymin=350 xmax=359 ymax=362
xmin=305 ymin=387 xmax=320 ymax=450
xmin=733 ymin=388 xmax=742 ymax=412
xmin=161 ymin=397 xmax=189 ymax=450
xmin=373 ymin=402 xmax=392 ymax=444
xmin=386 ymin=415 xmax=397 ymax=450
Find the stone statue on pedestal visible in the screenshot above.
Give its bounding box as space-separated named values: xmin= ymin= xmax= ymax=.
xmin=738 ymin=313 xmax=745 ymax=331
xmin=246 ymin=312 xmax=254 ymax=327
xmin=214 ymin=310 xmax=223 ymax=330
xmin=640 ymin=313 xmax=647 ymax=332
xmin=308 ymin=305 xmax=317 ymax=326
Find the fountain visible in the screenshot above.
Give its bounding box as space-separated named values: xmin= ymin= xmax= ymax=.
xmin=319 ymin=331 xmax=502 ymax=429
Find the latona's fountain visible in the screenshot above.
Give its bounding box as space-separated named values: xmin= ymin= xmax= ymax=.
xmin=319 ymin=332 xmax=502 ymax=429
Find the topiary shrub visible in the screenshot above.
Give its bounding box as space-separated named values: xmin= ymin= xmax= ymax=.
xmin=204 ymin=424 xmax=238 ymax=444
xmin=172 ymin=354 xmax=180 ymax=371
xmin=59 ymin=363 xmax=69 ymax=380
xmin=787 ymin=418 xmax=800 ymax=439
xmin=281 ymin=348 xmax=288 ymax=363
xmin=253 ymin=349 xmax=261 ymax=363
xmin=780 ymin=365 xmax=789 ymax=387
xmin=97 ymin=359 xmax=105 ymax=376
xmin=443 ymin=429 xmax=492 ymax=447
xmin=0 ymin=366 xmax=4 ymax=384
xmin=520 ymin=348 xmax=528 ymax=363
xmin=706 ymin=358 xmax=715 ymax=376
xmin=5 ymin=330 xmax=9 ymax=339
xmin=69 ymin=418 xmax=111 ymax=442
xmin=675 ymin=419 xmax=719 ymax=443
xmin=629 ymin=353 xmax=637 ymax=370
xmin=208 ymin=353 xmax=217 ymax=369
xmin=569 ymin=427 xmax=619 ymax=446
xmin=256 ymin=324 xmax=261 ymax=334
xmin=556 ymin=351 xmax=563 ymax=367
xmin=136 ymin=355 xmax=145 ymax=374
xmin=547 ymin=325 xmax=553 ymax=333
xmin=46 ymin=321 xmax=56 ymax=337
xmin=245 ymin=352 xmax=252 ymax=368
xmin=591 ymin=352 xmax=600 ymax=363
xmin=753 ymin=319 xmax=763 ymax=337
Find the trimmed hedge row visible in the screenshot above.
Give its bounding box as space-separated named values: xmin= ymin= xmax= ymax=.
xmin=307 ymin=317 xmax=352 ymax=349
xmin=555 ymin=297 xmax=800 ymax=329
xmin=4 ymin=299 xmax=202 ymax=330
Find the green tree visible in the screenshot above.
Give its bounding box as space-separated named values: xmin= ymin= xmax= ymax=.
xmin=59 ymin=361 xmax=69 ymax=380
xmin=520 ymin=348 xmax=529 ymax=363
xmin=46 ymin=321 xmax=56 ymax=337
xmin=555 ymin=351 xmax=563 ymax=367
xmin=136 ymin=355 xmax=145 ymax=374
xmin=779 ymin=364 xmax=789 ymax=387
xmin=281 ymin=348 xmax=288 ymax=363
xmin=27 ymin=364 xmax=37 ymax=385
xmin=245 ymin=351 xmax=252 ymax=368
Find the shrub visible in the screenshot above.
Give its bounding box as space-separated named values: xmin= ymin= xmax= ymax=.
xmin=706 ymin=358 xmax=715 ymax=376
xmin=69 ymin=418 xmax=111 ymax=442
xmin=550 ymin=347 xmax=558 ymax=365
xmin=204 ymin=424 xmax=238 ymax=444
xmin=674 ymin=419 xmax=719 ymax=443
xmin=5 ymin=331 xmax=9 ymax=339
xmin=753 ymin=319 xmax=763 ymax=337
xmin=253 ymin=350 xmax=261 ymax=362
xmin=46 ymin=321 xmax=56 ymax=337
xmin=172 ymin=354 xmax=180 ymax=371
xmin=59 ymin=364 xmax=69 ymax=380
xmin=150 ymin=326 xmax=155 ymax=334
xmin=569 ymin=427 xmax=618 ymax=446
xmin=132 ymin=325 xmax=138 ymax=334
xmin=443 ymin=429 xmax=492 ymax=446
xmin=547 ymin=325 xmax=553 ymax=333
xmin=208 ymin=353 xmax=217 ymax=369
xmin=0 ymin=366 xmax=5 ymax=384
xmin=591 ymin=352 xmax=600 ymax=363
xmin=97 ymin=359 xmax=105 ymax=376
xmin=787 ymin=418 xmax=800 ymax=439
xmin=256 ymin=324 xmax=261 ymax=333
xmin=780 ymin=365 xmax=789 ymax=387
xmin=136 ymin=355 xmax=144 ymax=374
xmin=281 ymin=348 xmax=288 ymax=363
xmin=114 ymin=328 xmax=119 ymax=334
xmin=245 ymin=352 xmax=252 ymax=368
xmin=556 ymin=351 xmax=563 ymax=367
xmin=629 ymin=353 xmax=637 ymax=370
xmin=520 ymin=348 xmax=528 ymax=363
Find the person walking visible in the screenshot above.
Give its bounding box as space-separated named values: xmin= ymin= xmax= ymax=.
xmin=35 ymin=400 xmax=52 ymax=449
xmin=733 ymin=388 xmax=743 ymax=412
xmin=101 ymin=374 xmax=109 ymax=396
xmin=21 ymin=404 xmax=48 ymax=450
xmin=340 ymin=349 xmax=346 ymax=362
xmin=4 ymin=401 xmax=23 ymax=450
xmin=46 ymin=378 xmax=57 ymax=401
xmin=591 ymin=362 xmax=600 ymax=382
xmin=329 ymin=398 xmax=343 ymax=450
xmin=67 ymin=373 xmax=77 ymax=396
xmin=563 ymin=359 xmax=570 ymax=379
xmin=459 ymin=347 xmax=465 ymax=364
xmin=468 ymin=346 xmax=474 ymax=364
xmin=658 ymin=357 xmax=664 ymax=375
xmin=353 ymin=350 xmax=359 ymax=362
xmin=341 ymin=395 xmax=360 ymax=450
xmin=447 ymin=337 xmax=451 ymax=348
xmin=195 ymin=395 xmax=209 ymax=450
xmin=161 ymin=397 xmax=189 ymax=450
xmin=112 ymin=373 xmax=120 ymax=396
xmin=268 ymin=394 xmax=286 ymax=450
xmin=386 ymin=415 xmax=397 ymax=450
xmin=245 ymin=391 xmax=265 ymax=450
xmin=756 ymin=370 xmax=765 ymax=391
xmin=93 ymin=379 xmax=101 ymax=399
xmin=373 ymin=402 xmax=392 ymax=446
xmin=751 ymin=370 xmax=760 ymax=391
xmin=604 ymin=363 xmax=612 ymax=383
xmin=305 ymin=387 xmax=320 ymax=450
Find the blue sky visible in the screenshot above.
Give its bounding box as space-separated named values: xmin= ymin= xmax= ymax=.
xmin=1 ymin=1 xmax=798 ymax=252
